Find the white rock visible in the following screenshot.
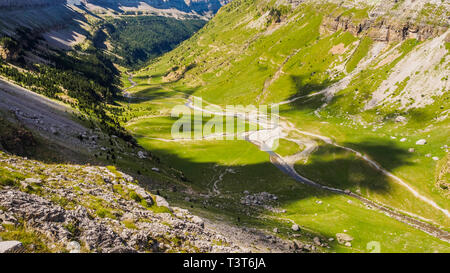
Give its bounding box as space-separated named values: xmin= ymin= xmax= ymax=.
xmin=151 ymin=168 xmax=160 ymax=172
xmin=408 ymin=148 xmax=415 ymax=153
xmin=395 ymin=116 xmax=407 ymax=123
xmin=336 ymin=233 xmax=354 ymax=245
xmin=67 ymin=241 xmax=81 ymax=253
xmin=155 ymin=195 xmax=170 ymax=209
xmin=191 ymin=216 xmax=204 ymax=228
xmin=291 ymin=224 xmax=300 ymax=231
xmin=273 ymin=228 xmax=278 ymax=233
xmin=416 ymin=139 xmax=427 ymax=145
xmin=432 ymin=157 xmax=439 ymax=161
xmin=0 ymin=241 xmax=23 ymax=253
xmin=313 ymin=237 xmax=321 ymax=246
xmin=24 ymin=178 xmax=42 ymax=184
xmin=137 ymin=151 xmax=146 ymax=159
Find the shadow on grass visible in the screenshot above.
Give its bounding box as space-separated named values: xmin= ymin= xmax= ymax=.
xmin=294 ymin=140 xmax=413 ymax=194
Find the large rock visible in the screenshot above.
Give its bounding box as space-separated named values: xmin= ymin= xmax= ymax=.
xmin=336 ymin=233 xmax=354 ymax=245
xmin=24 ymin=178 xmax=42 ymax=184
xmin=416 ymin=139 xmax=427 ymax=145
xmin=126 ymin=184 xmax=153 ymax=206
xmin=190 ymin=215 xmax=204 ymax=228
xmin=155 ymin=195 xmax=170 ymax=209
xmin=67 ymin=241 xmax=81 ymax=253
xmin=0 ymin=241 xmax=23 ymax=253
xmin=394 ymin=116 xmax=407 ymax=123
xmin=291 ymin=224 xmax=300 ymax=231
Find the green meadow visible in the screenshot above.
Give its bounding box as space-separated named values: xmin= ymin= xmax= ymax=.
xmin=117 ymin=0 xmax=450 ymax=252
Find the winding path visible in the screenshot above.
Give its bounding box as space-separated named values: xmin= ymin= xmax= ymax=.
xmin=124 ymin=76 xmax=450 ymax=243
xmin=184 ymin=96 xmax=450 ymax=242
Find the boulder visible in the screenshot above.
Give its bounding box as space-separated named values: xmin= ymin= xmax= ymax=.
xmin=313 ymin=237 xmax=321 ymax=246
xmin=336 ymin=233 xmax=354 ymax=245
xmin=191 ymin=216 xmax=204 ymax=228
xmin=416 ymin=139 xmax=427 ymax=145
xmin=24 ymin=178 xmax=42 ymax=184
xmin=291 ymin=224 xmax=300 ymax=231
xmin=137 ymin=151 xmax=146 ymax=159
xmin=0 ymin=241 xmax=23 ymax=253
xmin=394 ymin=116 xmax=407 ymax=123
xmin=155 ymin=195 xmax=170 ymax=209
xmin=67 ymin=241 xmax=81 ymax=253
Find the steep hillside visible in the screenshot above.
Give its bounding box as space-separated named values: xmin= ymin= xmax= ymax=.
xmin=0 ymin=0 xmax=89 ymax=50
xmin=0 ymin=151 xmax=241 ymax=253
xmin=0 ymin=0 xmax=224 ymax=51
xmin=82 ymin=0 xmax=229 ymax=17
xmin=121 ymin=0 xmax=450 ymax=252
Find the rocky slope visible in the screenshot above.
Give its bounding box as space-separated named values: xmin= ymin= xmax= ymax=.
xmin=0 ymin=77 xmax=306 ymax=253
xmin=318 ymin=0 xmax=449 ymax=42
xmin=0 ymin=0 xmax=228 ymax=51
xmin=82 ymin=0 xmax=229 ymax=17
xmin=0 ymin=151 xmax=243 ymax=253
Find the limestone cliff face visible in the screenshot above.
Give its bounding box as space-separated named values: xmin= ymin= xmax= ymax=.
xmin=317 ymin=0 xmax=449 ymax=42
xmin=82 ymin=0 xmax=228 ymax=15
xmin=320 ymin=16 xmax=448 ymax=42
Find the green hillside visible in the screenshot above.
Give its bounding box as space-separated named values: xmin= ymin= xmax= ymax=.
xmin=120 ymin=0 xmax=450 ymax=252
xmin=93 ymin=16 xmax=206 ymax=68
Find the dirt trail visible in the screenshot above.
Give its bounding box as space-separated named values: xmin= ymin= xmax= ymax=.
xmin=182 ymin=95 xmax=450 ymax=243
xmin=123 ymin=72 xmax=137 ymax=94
xmin=124 ymin=81 xmax=450 ymax=243
xmin=257 ymin=49 xmax=300 ymax=103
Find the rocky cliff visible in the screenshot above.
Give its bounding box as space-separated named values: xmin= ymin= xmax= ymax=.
xmin=319 ymin=0 xmax=449 ymax=42
xmin=81 ymin=0 xmax=229 ymax=16
xmin=0 ymin=151 xmax=243 ymax=253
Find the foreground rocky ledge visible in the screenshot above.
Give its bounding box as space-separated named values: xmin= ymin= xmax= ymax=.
xmin=0 ymin=151 xmax=242 ymax=253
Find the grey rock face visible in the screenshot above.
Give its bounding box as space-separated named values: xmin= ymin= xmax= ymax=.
xmin=0 ymin=152 xmax=243 ymax=253
xmin=336 ymin=233 xmax=354 ymax=245
xmin=0 ymin=241 xmax=23 ymax=253
xmin=82 ymin=0 xmax=228 ymax=16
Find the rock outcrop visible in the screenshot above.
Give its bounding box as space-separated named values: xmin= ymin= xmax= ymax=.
xmin=318 ymin=0 xmax=449 ymax=42
xmin=81 ymin=0 xmax=229 ymax=17
xmin=321 ymin=16 xmax=448 ymax=42
xmin=0 ymin=151 xmax=242 ymax=253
